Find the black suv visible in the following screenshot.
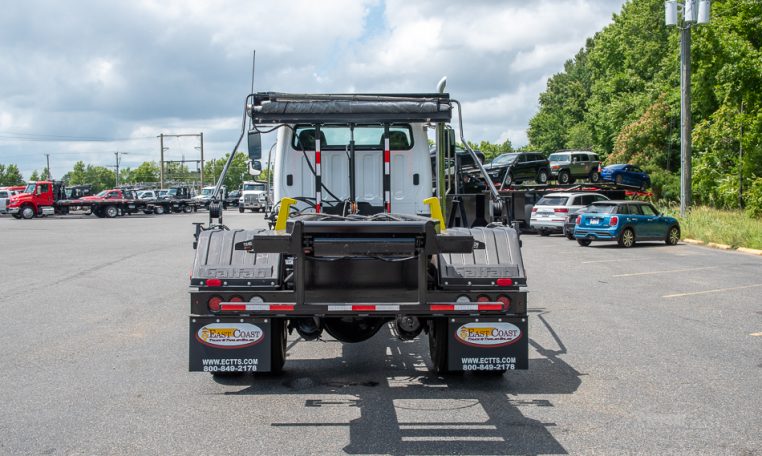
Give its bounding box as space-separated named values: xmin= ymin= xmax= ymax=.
xmin=484 ymin=152 xmax=550 ymax=187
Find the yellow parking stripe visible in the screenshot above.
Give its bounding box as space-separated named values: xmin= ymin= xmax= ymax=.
xmin=663 ymin=284 xmax=762 ymax=298
xmin=613 ymin=266 xmax=717 ymax=278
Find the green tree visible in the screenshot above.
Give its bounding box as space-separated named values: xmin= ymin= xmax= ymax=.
xmin=29 ymin=170 xmax=40 ymax=181
xmin=204 ymin=152 xmax=249 ymax=190
xmin=66 ymin=161 xmax=88 ymax=185
xmin=129 ymin=161 xmax=160 ymax=184
xmin=0 ymin=164 xmax=25 ymax=185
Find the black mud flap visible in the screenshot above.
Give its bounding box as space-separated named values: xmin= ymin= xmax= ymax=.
xmin=189 ymin=317 xmax=272 ymax=373
xmin=447 ymin=317 xmax=528 ymax=371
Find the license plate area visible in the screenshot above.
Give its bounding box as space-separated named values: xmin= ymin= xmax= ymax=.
xmin=189 ymin=317 xmax=271 ymax=372
xmin=447 ymin=317 xmax=528 ymax=371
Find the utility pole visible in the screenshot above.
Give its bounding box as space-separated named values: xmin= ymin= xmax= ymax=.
xmin=739 ymin=101 xmax=744 ymax=209
xmin=44 ymin=153 xmax=51 ymax=180
xmin=200 ymin=132 xmax=204 ymax=187
xmin=159 ymin=134 xmax=165 ymax=189
xmin=679 ymin=24 xmax=692 ymax=216
xmin=158 ymin=133 xmax=203 ymax=190
xmin=665 ymin=0 xmax=710 ymax=217
xmin=114 ymin=151 xmax=128 ymax=187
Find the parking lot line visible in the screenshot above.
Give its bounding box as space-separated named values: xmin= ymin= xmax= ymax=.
xmin=663 ymin=283 xmax=762 ymax=298
xmin=613 ymin=266 xmax=717 ymax=278
xmin=582 ymin=258 xmax=647 ymax=264
xmin=750 ymin=332 xmax=762 ymax=337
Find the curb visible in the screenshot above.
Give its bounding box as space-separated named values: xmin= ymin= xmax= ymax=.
xmin=707 ymin=242 xmax=732 ymax=250
xmin=682 ymin=238 xmax=704 ymax=245
xmin=737 ymin=247 xmax=762 ymax=256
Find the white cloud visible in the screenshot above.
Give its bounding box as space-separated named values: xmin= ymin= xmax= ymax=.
xmin=0 ymin=0 xmax=625 ymax=178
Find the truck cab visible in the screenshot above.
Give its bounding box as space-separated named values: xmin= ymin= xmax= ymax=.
xmin=6 ymin=181 xmax=62 ymax=219
xmin=238 ymin=180 xmax=267 ymax=212
xmin=194 ymin=185 xmax=227 ymax=209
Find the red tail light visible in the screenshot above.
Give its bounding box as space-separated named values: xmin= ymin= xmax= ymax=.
xmin=496 ymin=278 xmax=513 ymax=287
xmin=229 ymin=296 xmax=243 ymax=302
xmin=208 ymin=296 xmax=223 ymax=312
xmin=554 ymin=208 xmax=569 ymax=213
xmin=496 ymin=295 xmax=511 ymax=309
xmin=205 ymin=278 xmax=222 ymax=287
xmin=610 ymin=216 xmax=619 ymax=226
xmin=531 ymin=208 xmax=537 ymax=213
xmin=575 ymin=216 xmax=581 ymax=225
xmin=476 ymin=295 xmax=491 ymax=303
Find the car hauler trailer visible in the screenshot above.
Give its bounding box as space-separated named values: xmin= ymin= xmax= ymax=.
xmin=189 ymin=90 xmax=528 ymax=375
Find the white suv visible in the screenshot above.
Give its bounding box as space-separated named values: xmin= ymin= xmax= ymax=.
xmin=530 ymin=192 xmax=609 ymax=236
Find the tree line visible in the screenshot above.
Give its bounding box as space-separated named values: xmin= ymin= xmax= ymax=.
xmin=0 ymin=152 xmax=255 ymax=193
xmin=526 ymin=0 xmax=762 ymax=216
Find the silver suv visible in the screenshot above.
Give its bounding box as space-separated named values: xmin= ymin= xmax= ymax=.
xmin=548 ymin=151 xmax=602 ymax=184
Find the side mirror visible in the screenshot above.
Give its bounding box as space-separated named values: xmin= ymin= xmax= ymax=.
xmin=248 ymin=160 xmax=262 ymax=176
xmin=247 ymin=131 xmax=262 ymax=160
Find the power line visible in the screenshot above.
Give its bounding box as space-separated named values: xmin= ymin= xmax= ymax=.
xmin=0 ymin=132 xmax=156 ymax=142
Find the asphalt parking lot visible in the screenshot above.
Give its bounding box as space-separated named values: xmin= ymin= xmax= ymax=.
xmin=1 ymin=212 xmax=760 ymax=455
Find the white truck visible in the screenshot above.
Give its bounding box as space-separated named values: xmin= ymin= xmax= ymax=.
xmin=238 ymin=181 xmax=268 ymax=213
xmin=0 ymin=188 xmax=17 ymax=214
xmin=189 ymin=91 xmax=528 ymax=376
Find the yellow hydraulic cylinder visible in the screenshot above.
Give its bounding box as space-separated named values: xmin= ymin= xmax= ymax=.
xmin=274 ymin=197 xmax=297 ymax=232
xmin=423 ymin=197 xmax=446 ymax=233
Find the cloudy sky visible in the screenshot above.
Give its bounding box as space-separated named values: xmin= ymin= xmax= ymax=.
xmin=0 ymin=0 xmax=626 ymax=179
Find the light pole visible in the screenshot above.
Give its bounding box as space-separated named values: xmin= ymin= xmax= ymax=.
xmin=665 ymin=0 xmax=710 ymax=217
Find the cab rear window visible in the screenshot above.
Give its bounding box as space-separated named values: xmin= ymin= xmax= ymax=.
xmin=292 ymin=124 xmax=413 ymax=150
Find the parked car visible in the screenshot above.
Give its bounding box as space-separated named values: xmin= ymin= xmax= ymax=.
xmin=226 ymin=190 xmax=241 ymax=207
xmin=530 ymin=192 xmax=610 ymax=236
xmin=574 ymin=200 xmax=680 ymax=248
xmin=563 ymin=205 xmax=592 ymax=240
xmin=484 ymin=151 xmax=550 ymax=187
xmin=600 ymin=164 xmax=651 ymax=190
xmin=548 ymin=150 xmax=602 ymax=184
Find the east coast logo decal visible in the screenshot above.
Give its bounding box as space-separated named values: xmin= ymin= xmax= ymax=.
xmin=196 ymin=323 xmax=264 ymax=349
xmin=455 ymin=322 xmax=522 ymax=347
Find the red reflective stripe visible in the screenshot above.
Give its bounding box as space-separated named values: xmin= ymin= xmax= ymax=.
xmin=385 ymin=202 xmax=391 ymax=212
xmin=221 ymin=304 xmax=246 ymax=311
xmin=477 ymin=304 xmax=503 ymax=311
xmin=315 ymin=203 xmax=321 ymax=213
xmin=270 ymin=304 xmax=294 ymax=311
xmin=430 ymin=304 xmax=454 ymax=311
xmin=315 ymin=150 xmax=321 ymax=165
xmin=352 ymin=305 xmax=376 ymax=311
xmin=384 ymin=150 xmax=390 ymax=164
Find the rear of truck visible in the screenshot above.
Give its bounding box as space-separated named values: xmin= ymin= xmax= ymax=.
xmin=188 ymin=92 xmax=529 ymax=375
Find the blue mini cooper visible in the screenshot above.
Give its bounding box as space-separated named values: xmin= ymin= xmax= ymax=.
xmin=574 ymin=201 xmax=680 ymax=248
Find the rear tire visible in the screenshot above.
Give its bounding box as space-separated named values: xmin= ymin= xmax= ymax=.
xmin=615 ymin=175 xmax=623 ymax=185
xmin=559 ymin=170 xmax=571 ymax=184
xmin=270 ymin=318 xmax=287 ymax=374
xmin=577 ymin=239 xmax=591 ymax=246
xmin=565 ymin=231 xmax=575 ymax=240
xmin=153 ymin=205 xmax=165 ymax=215
xmin=590 ymin=171 xmax=601 ymax=183
xmin=239 ymin=207 xmax=244 ymax=213
xmin=428 ymin=318 xmax=454 ymax=374
xmin=539 ymin=229 xmax=550 ymax=237
xmin=666 ymin=226 xmax=680 ymax=245
xmin=503 ymin=173 xmax=513 ymax=187
xmin=618 ymin=228 xmax=635 ymax=248
xmin=104 ymin=205 xmax=118 ymax=218
xmin=183 ymin=205 xmax=193 ymax=213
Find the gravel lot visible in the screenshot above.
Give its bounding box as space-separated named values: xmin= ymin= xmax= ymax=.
xmin=1 ymin=211 xmax=760 ymax=455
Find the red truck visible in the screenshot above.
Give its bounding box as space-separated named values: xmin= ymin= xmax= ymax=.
xmin=6 ymin=181 xmax=147 ymax=219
